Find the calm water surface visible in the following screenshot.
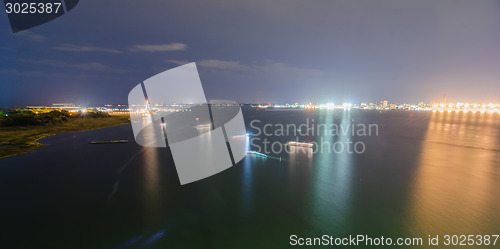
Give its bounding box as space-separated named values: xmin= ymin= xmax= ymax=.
xmin=1 ymin=109 xmax=499 ymax=248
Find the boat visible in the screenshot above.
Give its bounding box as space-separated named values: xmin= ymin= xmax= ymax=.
xmin=89 ymin=140 xmax=129 ymax=144
xmin=246 ymin=151 xmax=268 ymax=157
xmin=287 ymin=141 xmax=314 ymax=147
xmin=195 ymin=124 xmax=211 ymax=129
xmin=232 ymin=134 xmax=249 ymax=138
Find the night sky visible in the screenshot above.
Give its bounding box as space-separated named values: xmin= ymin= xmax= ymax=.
xmin=1 ymin=0 xmax=500 ymax=106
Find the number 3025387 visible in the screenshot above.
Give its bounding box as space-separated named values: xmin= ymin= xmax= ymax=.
xmin=5 ymin=2 xmax=62 ymax=14
xmin=443 ymin=235 xmax=499 ymax=246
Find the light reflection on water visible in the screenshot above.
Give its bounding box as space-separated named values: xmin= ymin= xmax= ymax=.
xmin=2 ymin=110 xmax=500 ymax=248
xmin=82 ymin=111 xmax=500 ymax=248
xmin=241 ymin=136 xmax=253 ymax=211
xmin=409 ymin=111 xmax=500 ymax=236
xmin=309 ymin=109 xmax=354 ymax=234
xmin=141 ymin=147 xmax=161 ymax=225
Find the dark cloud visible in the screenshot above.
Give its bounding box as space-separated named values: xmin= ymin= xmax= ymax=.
xmin=131 ymin=43 xmax=187 ymax=52
xmin=13 ymin=30 xmax=46 ymax=42
xmin=19 ymin=59 xmax=125 ymax=73
xmin=54 ymin=44 xmax=122 ymax=53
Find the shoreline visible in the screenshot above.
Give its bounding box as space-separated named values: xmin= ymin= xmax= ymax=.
xmin=0 ymin=115 xmax=131 ymax=160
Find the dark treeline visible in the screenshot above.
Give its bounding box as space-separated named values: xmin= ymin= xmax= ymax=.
xmin=0 ymin=109 xmax=111 ymax=127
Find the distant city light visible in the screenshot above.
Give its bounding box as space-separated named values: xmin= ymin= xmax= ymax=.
xmin=18 ymin=100 xmax=500 ymax=117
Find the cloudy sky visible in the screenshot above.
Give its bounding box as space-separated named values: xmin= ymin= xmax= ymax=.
xmin=1 ymin=0 xmax=500 ymax=106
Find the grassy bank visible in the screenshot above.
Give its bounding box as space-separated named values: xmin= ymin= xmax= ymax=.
xmin=0 ymin=115 xmax=130 ymax=159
